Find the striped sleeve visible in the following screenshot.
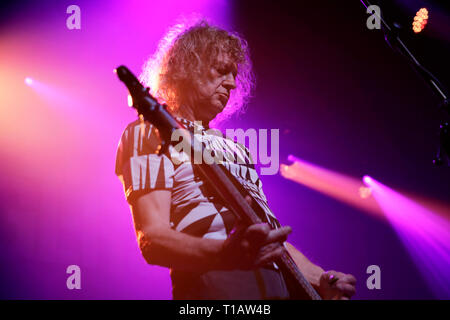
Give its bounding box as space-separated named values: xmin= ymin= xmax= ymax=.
xmin=115 ymin=119 xmax=175 ymax=204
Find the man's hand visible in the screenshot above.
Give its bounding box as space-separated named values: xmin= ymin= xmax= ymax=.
xmin=318 ymin=270 xmax=356 ymax=300
xmin=220 ymin=223 xmax=292 ymax=270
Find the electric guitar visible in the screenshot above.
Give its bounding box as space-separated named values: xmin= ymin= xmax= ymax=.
xmin=115 ymin=65 xmax=322 ymax=300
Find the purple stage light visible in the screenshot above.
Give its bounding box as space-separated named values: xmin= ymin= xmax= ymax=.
xmin=282 ymin=156 xmax=383 ymax=218
xmin=364 ymin=176 xmax=450 ymax=298
xmin=1 ymin=0 xmax=233 ymax=299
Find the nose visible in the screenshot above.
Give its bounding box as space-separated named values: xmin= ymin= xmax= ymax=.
xmin=223 ymin=72 xmax=236 ymax=91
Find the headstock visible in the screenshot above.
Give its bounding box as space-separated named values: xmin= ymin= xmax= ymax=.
xmin=115 ymin=65 xmax=184 ymax=155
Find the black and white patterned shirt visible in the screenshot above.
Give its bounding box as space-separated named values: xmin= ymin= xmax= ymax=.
xmin=115 ymin=117 xmax=280 ymax=240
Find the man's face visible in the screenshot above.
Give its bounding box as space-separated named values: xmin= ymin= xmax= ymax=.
xmin=192 ymin=51 xmax=237 ymax=122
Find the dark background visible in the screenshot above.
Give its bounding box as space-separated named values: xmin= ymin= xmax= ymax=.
xmin=229 ymin=0 xmax=450 ymax=299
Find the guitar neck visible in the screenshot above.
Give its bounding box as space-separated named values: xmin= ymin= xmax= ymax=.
xmin=279 ymin=251 xmax=322 ymax=300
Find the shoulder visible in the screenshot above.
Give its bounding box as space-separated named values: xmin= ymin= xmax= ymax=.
xmin=234 ymin=140 xmax=254 ymax=163
xmin=117 ymin=118 xmax=163 ymax=158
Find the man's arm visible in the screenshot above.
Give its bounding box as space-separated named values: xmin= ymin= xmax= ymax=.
xmin=131 ymin=190 xmax=291 ymax=272
xmin=131 ymin=190 xmax=224 ymax=271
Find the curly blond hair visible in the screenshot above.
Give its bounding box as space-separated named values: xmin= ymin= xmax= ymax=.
xmin=140 ymin=19 xmax=254 ymax=122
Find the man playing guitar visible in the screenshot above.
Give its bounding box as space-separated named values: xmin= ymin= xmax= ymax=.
xmin=115 ymin=20 xmax=356 ymax=299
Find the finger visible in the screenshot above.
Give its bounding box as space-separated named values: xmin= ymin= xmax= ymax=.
xmin=342 ymin=274 xmax=357 ymax=285
xmin=259 ymin=242 xmax=283 ymax=256
xmin=246 ymin=223 xmax=271 ymax=235
xmin=256 ymin=247 xmax=284 ymax=266
xmin=329 ymin=274 xmax=339 ymax=286
xmin=255 ymin=246 xmax=284 ymax=266
xmin=336 ymin=283 xmax=356 ymax=297
xmin=264 ymin=226 xmax=292 ymax=245
xmin=244 ymin=195 xmax=253 ymax=205
xmin=245 ymin=224 xmax=271 ymax=246
xmin=243 ymin=243 xmax=280 ymax=265
xmin=322 ymin=271 xmax=335 ymax=283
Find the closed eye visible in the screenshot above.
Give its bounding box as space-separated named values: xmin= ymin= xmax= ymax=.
xmin=216 ymin=64 xmax=237 ymax=78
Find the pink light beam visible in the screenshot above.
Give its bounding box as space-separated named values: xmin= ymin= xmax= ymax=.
xmin=363 ymin=176 xmax=450 ymax=299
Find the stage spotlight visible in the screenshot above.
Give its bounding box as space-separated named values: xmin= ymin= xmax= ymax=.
xmin=412 ymin=8 xmax=428 ymax=33
xmin=362 ymin=175 xmax=372 ymax=184
xmin=359 ymin=186 xmax=372 ymax=199
xmin=25 ymin=77 xmax=33 ymax=86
